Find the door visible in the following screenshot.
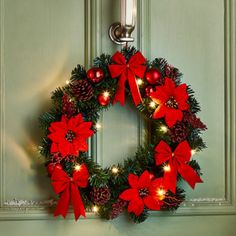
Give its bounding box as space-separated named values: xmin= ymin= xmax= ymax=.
xmin=0 ymin=0 xmax=236 ymax=235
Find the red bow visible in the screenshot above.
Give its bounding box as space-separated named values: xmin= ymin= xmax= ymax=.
xmin=51 ymin=164 xmax=89 ymax=220
xmin=108 ymin=51 xmax=147 ymax=106
xmin=155 ymin=141 xmax=203 ymax=193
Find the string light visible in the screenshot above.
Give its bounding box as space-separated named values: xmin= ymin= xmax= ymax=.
xmin=92 ymin=205 xmax=99 ymax=213
xmin=149 ymin=101 xmax=156 ymax=108
xmin=103 ymin=91 xmax=110 ymax=98
xmin=191 ymin=149 xmax=196 ymax=155
xmin=111 ymin=167 xmax=119 ymax=174
xmin=95 ymin=123 xmax=102 ymax=129
xmin=65 ymin=80 xmax=70 ymax=85
xmin=74 ymin=164 xmax=81 ymax=171
xmin=163 ymin=164 xmax=171 ymax=172
xmin=160 ymin=125 xmax=168 ymax=133
xmin=137 ymin=78 xmax=143 ymax=86
xmin=156 ymin=188 xmax=166 ymax=200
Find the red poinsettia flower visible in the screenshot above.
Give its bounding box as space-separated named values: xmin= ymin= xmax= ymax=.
xmin=150 ymin=77 xmax=189 ymax=127
xmin=48 ymin=114 xmax=94 ymax=157
xmin=119 ymin=170 xmax=166 ymax=216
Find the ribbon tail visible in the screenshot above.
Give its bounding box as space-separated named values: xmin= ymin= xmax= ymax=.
xmin=54 ymin=186 xmax=70 ymax=219
xmin=71 ymin=183 xmax=86 ymax=221
xmin=113 ymin=72 xmax=126 ymax=106
xmin=178 ymin=164 xmax=203 ymax=189
xmin=127 ymin=70 xmax=142 ymax=106
xmin=163 ymin=162 xmax=178 ymax=194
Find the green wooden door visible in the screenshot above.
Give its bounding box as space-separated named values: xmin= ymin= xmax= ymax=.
xmin=0 ymin=0 xmax=236 ymax=235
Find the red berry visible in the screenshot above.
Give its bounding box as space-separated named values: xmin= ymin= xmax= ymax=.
xmin=47 ymin=163 xmax=63 ymax=176
xmin=145 ymin=68 xmax=161 ymax=85
xmin=87 ymin=67 xmax=104 ymax=83
xmin=145 ymin=86 xmax=155 ymax=97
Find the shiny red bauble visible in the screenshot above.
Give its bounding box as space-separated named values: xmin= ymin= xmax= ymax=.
xmin=87 ymin=67 xmax=104 ymax=83
xmin=145 ymin=68 xmax=161 ymax=85
xmin=97 ymin=93 xmax=110 ymax=106
xmin=47 ymin=163 xmax=63 ymax=176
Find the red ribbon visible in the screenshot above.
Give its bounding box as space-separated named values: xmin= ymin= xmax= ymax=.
xmin=155 ymin=141 xmax=203 ymax=194
xmin=51 ymin=164 xmax=89 ymax=220
xmin=108 ymin=51 xmax=147 ymax=106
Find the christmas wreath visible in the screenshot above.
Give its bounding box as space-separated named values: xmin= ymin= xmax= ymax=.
xmin=39 ymin=47 xmax=207 ymax=223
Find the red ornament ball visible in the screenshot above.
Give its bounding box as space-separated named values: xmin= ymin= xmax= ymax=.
xmin=97 ymin=92 xmax=110 ymax=106
xmin=145 ymin=68 xmax=161 ymax=84
xmin=47 ymin=163 xmax=63 ymax=176
xmin=145 ymin=86 xmax=155 ymax=97
xmin=87 ymin=67 xmax=104 ymax=83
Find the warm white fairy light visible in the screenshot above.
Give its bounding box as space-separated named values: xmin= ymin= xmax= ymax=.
xmin=92 ymin=205 xmax=99 ymax=213
xmin=95 ymin=123 xmax=102 ymax=129
xmin=149 ymin=101 xmax=156 ymax=108
xmin=163 ymin=164 xmax=171 ymax=172
xmin=156 ymin=188 xmax=166 ymax=200
xmin=111 ymin=167 xmax=119 ymax=174
xmin=160 ymin=125 xmax=168 ymax=133
xmin=65 ymin=80 xmax=70 ymax=85
xmin=74 ymin=164 xmax=81 ymax=171
xmin=137 ymin=78 xmax=143 ymax=86
xmin=103 ymin=91 xmax=110 ymax=98
xmin=191 ymin=149 xmax=196 ymax=155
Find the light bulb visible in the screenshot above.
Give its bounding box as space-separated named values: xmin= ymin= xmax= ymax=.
xmin=163 ymin=165 xmax=171 ymax=172
xmin=137 ymin=78 xmax=143 ymax=86
xmin=74 ymin=165 xmax=81 ymax=171
xmin=149 ymin=101 xmax=156 ymax=108
xmin=65 ymin=80 xmax=70 ymax=85
xmin=92 ymin=205 xmax=99 ymax=213
xmin=191 ymin=149 xmax=196 ymax=155
xmin=112 ymin=167 xmax=119 ymax=174
xmin=103 ymin=91 xmax=110 ymax=98
xmin=156 ymin=188 xmax=166 ymax=200
xmin=160 ymin=125 xmax=168 ymax=133
xmin=95 ymin=123 xmax=102 ymax=129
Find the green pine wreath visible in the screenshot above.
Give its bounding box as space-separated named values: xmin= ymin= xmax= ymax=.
xmin=39 ymin=46 xmax=207 ymax=223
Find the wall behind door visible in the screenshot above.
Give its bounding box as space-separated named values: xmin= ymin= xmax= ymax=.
xmin=0 ymin=0 xmax=235 ymax=235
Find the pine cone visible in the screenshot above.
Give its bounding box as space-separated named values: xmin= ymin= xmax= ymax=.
xmin=169 ymin=122 xmax=188 ymax=143
xmin=62 ymin=94 xmax=77 ymax=118
xmin=183 ymin=111 xmax=207 ymax=130
xmin=109 ymin=199 xmax=126 ymax=220
xmin=90 ymin=187 xmax=111 ymax=205
xmin=71 ymin=79 xmax=94 ymax=101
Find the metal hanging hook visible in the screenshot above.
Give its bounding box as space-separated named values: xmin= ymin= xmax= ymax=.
xmin=108 ymin=0 xmax=136 ymax=45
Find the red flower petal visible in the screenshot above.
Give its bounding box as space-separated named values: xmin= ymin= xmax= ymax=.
xmin=165 ymin=107 xmax=183 ymax=127
xmin=50 ymin=121 xmax=67 ymax=132
xmin=50 ymin=142 xmax=59 ymax=153
xmin=143 ymin=196 xmax=161 ymax=211
xmin=155 ymin=141 xmax=172 ymax=166
xmin=153 ymin=105 xmax=166 ymax=119
xmin=164 ymin=78 xmax=176 ymax=94
xmin=128 ymin=198 xmax=144 ymax=216
xmin=138 ymin=170 xmax=151 ymax=189
xmin=58 ymin=140 xmax=70 ymax=157
xmin=75 ymin=122 xmax=94 ymax=138
xmin=128 ymin=174 xmax=139 ymax=188
xmin=73 ymin=139 xmax=88 ymax=152
xmin=48 ymin=131 xmax=66 ymax=142
xmin=119 ymin=189 xmax=139 ymax=201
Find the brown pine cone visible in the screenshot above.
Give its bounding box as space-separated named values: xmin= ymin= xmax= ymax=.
xmin=62 ymin=94 xmax=77 ymax=118
xmin=90 ymin=187 xmax=111 ymax=205
xmin=109 ymin=199 xmax=126 ymax=220
xmin=71 ymin=79 xmax=94 ymax=101
xmin=169 ymin=122 xmax=189 ymax=143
